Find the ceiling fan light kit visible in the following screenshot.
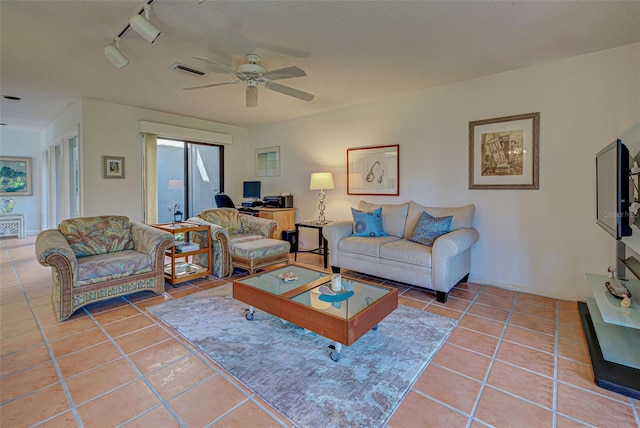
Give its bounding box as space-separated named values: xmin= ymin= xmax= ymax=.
xmin=187 ymin=54 xmax=314 ymax=108
xmin=103 ymin=0 xmax=160 ymax=69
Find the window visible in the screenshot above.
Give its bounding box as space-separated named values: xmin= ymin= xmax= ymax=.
xmin=156 ymin=138 xmax=223 ymax=223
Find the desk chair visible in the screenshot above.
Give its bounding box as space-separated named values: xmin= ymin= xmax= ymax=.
xmin=215 ymin=193 xmax=236 ymax=208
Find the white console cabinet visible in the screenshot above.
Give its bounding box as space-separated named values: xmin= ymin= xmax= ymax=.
xmin=0 ymin=212 xmax=26 ymax=238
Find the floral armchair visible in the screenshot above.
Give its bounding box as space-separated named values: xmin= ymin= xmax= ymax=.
xmin=36 ymin=215 xmax=173 ymax=321
xmin=187 ymin=208 xmax=277 ymax=277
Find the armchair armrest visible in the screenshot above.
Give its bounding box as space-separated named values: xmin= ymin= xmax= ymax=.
xmin=35 ymin=229 xmax=78 ymax=280
xmin=239 ymin=214 xmax=277 ymax=239
xmin=322 ymin=221 xmax=354 ymax=260
xmin=187 ymin=216 xmax=232 ymax=277
xmin=131 ymin=222 xmax=174 ymax=259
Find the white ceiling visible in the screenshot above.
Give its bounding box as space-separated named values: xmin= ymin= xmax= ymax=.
xmin=1 ymin=0 xmax=639 ymax=131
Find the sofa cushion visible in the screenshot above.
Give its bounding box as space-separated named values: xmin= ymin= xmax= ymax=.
xmin=229 ymin=233 xmax=265 ymax=245
xmin=358 ymin=201 xmax=409 ymax=238
xmin=199 ymin=208 xmax=242 ymax=234
xmin=409 ymin=212 xmax=452 ymax=246
xmin=338 ymin=235 xmax=400 ymax=257
xmin=352 ymin=207 xmax=387 ymax=237
xmin=59 ymin=215 xmax=134 ymax=258
xmin=380 ymin=239 xmax=432 ymax=267
xmin=404 ymin=201 xmax=475 ymax=237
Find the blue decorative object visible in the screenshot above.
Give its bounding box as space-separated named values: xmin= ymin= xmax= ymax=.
xmin=0 ymin=198 xmax=15 ymax=213
xmin=409 ymin=211 xmax=452 ymax=246
xmin=351 ymin=207 xmax=387 ymax=237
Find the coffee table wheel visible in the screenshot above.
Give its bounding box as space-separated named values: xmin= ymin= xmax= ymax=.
xmin=328 ymin=343 xmax=342 ymax=362
xmin=245 ymin=307 xmax=255 ymax=321
xmin=372 ymin=324 xmax=379 ymax=331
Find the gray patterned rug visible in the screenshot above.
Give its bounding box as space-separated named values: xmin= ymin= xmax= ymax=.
xmin=148 ymin=285 xmax=456 ymax=428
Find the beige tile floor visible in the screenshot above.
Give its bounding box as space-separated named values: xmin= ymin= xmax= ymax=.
xmin=1 ymin=236 xmax=639 ymax=427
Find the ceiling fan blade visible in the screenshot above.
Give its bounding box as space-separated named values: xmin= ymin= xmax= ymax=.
xmin=183 ymin=81 xmax=240 ymax=90
xmin=193 ymin=56 xmax=247 ymax=81
xmin=246 ymin=86 xmax=258 ymax=108
xmin=264 ymin=82 xmax=315 ymax=102
xmin=262 ymin=66 xmax=307 ymax=81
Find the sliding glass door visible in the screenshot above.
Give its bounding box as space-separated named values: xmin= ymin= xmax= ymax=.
xmin=156 ymin=138 xmax=223 ymax=223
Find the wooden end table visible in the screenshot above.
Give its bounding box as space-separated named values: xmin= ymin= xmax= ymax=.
xmin=151 ymin=222 xmax=212 ymax=286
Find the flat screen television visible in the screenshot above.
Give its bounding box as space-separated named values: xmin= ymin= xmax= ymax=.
xmin=596 ymin=139 xmax=633 ymax=239
xmin=243 ymin=181 xmax=261 ymax=200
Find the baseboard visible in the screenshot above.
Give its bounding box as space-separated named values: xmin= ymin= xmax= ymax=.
xmin=469 ymin=277 xmax=584 ymax=302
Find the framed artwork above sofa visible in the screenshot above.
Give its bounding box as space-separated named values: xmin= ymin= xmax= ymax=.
xmin=347 ymin=144 xmax=399 ymax=196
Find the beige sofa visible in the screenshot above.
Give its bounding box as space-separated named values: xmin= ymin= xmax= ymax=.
xmin=323 ymin=201 xmax=479 ymax=303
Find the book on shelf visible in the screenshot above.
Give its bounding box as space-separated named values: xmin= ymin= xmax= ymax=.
xmin=175 ymin=242 xmax=200 ymax=252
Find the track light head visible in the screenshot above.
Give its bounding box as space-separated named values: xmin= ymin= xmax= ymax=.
xmin=103 ymin=37 xmax=129 ymax=69
xmin=129 ymin=4 xmax=161 ymax=44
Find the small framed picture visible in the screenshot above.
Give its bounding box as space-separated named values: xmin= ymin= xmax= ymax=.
xmin=102 ymin=156 xmax=125 ymax=179
xmin=255 ymin=146 xmax=280 ymax=177
xmin=468 ymin=112 xmax=540 ymax=190
xmin=0 ymin=156 xmax=32 ymax=196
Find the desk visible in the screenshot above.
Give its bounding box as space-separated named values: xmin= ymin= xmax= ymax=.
xmin=255 ymin=207 xmax=295 ymax=239
xmin=294 ymin=221 xmax=332 ymax=268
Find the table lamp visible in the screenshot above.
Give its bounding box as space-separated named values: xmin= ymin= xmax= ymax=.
xmin=309 ymin=172 xmax=335 ymax=224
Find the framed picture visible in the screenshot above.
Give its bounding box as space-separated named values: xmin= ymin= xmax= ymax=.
xmin=256 ymin=146 xmax=280 ymax=177
xmin=469 ymin=112 xmax=540 ymax=190
xmin=347 ymin=144 xmax=399 ymax=196
xmin=102 ymin=156 xmax=125 ymax=179
xmin=0 ymin=156 xmax=32 ymax=196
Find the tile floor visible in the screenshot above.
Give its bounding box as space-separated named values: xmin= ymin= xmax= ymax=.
xmin=1 ymin=236 xmax=639 ymax=427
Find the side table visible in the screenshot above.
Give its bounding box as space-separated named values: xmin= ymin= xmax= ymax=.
xmin=151 ymin=222 xmax=212 ymax=286
xmin=294 ymin=220 xmax=332 ymax=268
xmin=0 ymin=212 xmax=26 ymax=238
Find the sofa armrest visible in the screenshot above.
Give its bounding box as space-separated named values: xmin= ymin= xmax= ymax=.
xmin=35 ymin=229 xmax=78 ymax=279
xmin=187 ymin=216 xmax=232 ymax=277
xmin=131 ymin=222 xmax=174 ymax=259
xmin=322 ymin=221 xmax=354 ymax=263
xmin=431 ymin=228 xmax=479 ymax=292
xmin=239 ymin=214 xmax=277 ymax=239
xmin=432 ymin=228 xmax=479 ymax=259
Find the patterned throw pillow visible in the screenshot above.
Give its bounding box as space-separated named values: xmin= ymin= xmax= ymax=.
xmin=351 ymin=207 xmax=387 ymax=237
xmin=409 ymin=211 xmax=452 ymax=246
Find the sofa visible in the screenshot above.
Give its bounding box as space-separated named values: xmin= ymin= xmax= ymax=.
xmin=323 ymin=201 xmax=479 ymax=303
xmin=35 ymin=215 xmax=174 ymax=321
xmin=188 ymin=208 xmax=288 ymax=277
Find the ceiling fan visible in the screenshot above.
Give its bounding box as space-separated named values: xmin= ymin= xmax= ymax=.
xmin=184 ymin=54 xmax=314 ymax=108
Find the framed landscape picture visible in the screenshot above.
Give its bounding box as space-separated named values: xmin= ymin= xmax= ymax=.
xmin=0 ymin=156 xmax=32 ymax=196
xmin=469 ymin=112 xmax=540 ymax=190
xmin=102 ymin=156 xmax=125 ymax=179
xmin=347 ymin=144 xmax=399 ymax=196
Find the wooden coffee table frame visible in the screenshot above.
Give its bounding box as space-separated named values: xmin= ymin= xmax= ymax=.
xmin=232 ymin=264 xmax=398 ymax=359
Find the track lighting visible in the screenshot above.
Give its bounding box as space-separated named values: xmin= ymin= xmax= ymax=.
xmin=129 ymin=4 xmax=161 ymax=44
xmin=103 ymin=37 xmax=129 ymax=69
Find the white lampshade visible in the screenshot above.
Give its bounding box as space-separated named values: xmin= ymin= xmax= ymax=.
xmin=309 ymin=172 xmax=335 ymax=191
xmin=103 ymin=43 xmax=129 ymax=69
xmin=129 ymin=10 xmax=161 ymax=44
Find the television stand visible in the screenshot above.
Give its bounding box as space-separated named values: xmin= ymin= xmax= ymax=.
xmin=581 ymin=274 xmax=640 ymax=399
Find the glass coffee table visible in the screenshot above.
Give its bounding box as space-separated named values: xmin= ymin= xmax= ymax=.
xmin=232 ymin=264 xmax=398 ymax=361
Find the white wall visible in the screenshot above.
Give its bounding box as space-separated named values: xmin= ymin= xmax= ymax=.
xmin=0 ymin=127 xmax=42 ymax=234
xmin=78 ymin=99 xmax=249 ymax=221
xmin=248 ymin=43 xmax=640 ymax=301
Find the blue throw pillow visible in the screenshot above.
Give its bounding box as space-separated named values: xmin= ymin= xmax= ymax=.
xmin=351 ymin=207 xmax=387 ymax=237
xmin=409 ymin=211 xmax=452 ymax=246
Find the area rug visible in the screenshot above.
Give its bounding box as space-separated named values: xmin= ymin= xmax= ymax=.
xmin=148 ymin=285 xmax=456 ymax=427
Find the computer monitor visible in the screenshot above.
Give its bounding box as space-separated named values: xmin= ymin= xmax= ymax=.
xmin=242 ymin=181 xmax=261 ymax=200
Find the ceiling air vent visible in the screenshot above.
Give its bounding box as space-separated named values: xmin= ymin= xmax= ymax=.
xmin=169 ymin=63 xmax=206 ymax=76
